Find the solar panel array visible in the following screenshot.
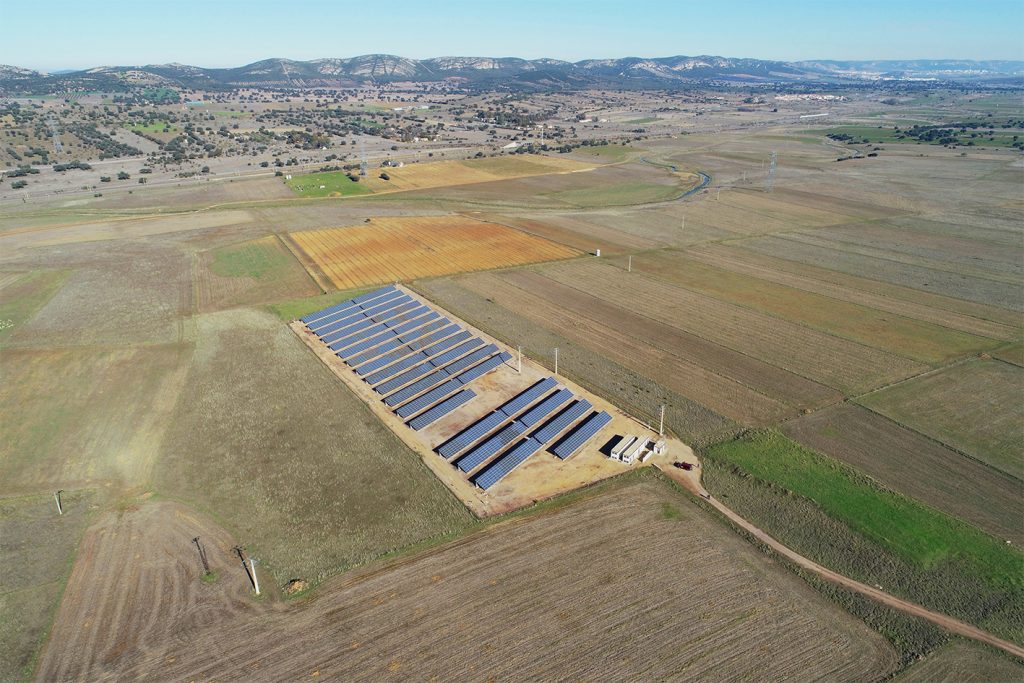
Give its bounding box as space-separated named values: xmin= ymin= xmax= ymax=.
xmin=303 ymin=285 xmax=516 ymax=440
xmin=551 ymin=412 xmax=612 ymax=460
xmin=474 ymin=438 xmax=544 ymax=490
xmin=302 ymin=285 xmax=612 ymax=493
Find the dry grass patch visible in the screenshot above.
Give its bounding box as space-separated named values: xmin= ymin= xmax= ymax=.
xmin=154 ymin=309 xmax=473 ymax=587
xmin=637 ymin=251 xmax=1001 ymax=364
xmin=538 ymin=260 xmax=926 ymax=394
xmin=858 ymin=359 xmax=1024 ymax=479
xmin=196 ymin=235 xmax=318 ymax=311
xmin=288 ymin=215 xmax=579 ymax=290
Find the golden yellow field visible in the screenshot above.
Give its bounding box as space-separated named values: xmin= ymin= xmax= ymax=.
xmin=288 ymin=216 xmax=581 ymax=289
xmin=358 ymin=154 xmax=596 ymax=192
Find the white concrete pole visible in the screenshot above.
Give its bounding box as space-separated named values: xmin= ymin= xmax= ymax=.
xmin=517 ymin=346 xmax=522 ymax=374
xmin=554 ymin=347 xmax=559 ymax=375
xmin=659 ymin=405 xmax=665 ymax=437
xmin=627 ymin=255 xmax=632 ymax=272
xmin=53 ymin=490 xmax=63 ymax=515
xmin=249 ymin=558 xmax=260 ymax=595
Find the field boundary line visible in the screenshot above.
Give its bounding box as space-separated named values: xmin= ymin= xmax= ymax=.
xmin=279 ymin=231 xmax=331 ymax=293
xmin=274 ymin=231 xmax=326 ymax=294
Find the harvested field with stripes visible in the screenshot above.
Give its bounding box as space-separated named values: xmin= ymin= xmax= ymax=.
xmin=36 ymin=479 xmax=899 ymax=682
xmin=287 ymin=216 xmax=580 ymax=290
xmin=858 ymin=359 xmax=1024 ymax=480
xmin=782 ymin=403 xmax=1023 ymax=545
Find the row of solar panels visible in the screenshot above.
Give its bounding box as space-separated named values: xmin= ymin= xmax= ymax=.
xmin=302 ymin=286 xmax=610 ymax=492
xmin=303 ymin=286 xmax=512 ymax=432
xmin=434 ymin=377 xmax=611 ymax=490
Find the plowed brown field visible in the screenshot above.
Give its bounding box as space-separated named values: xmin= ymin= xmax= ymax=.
xmin=288 ymin=216 xmax=579 ymax=290
xmin=37 ymin=481 xmax=898 ymax=681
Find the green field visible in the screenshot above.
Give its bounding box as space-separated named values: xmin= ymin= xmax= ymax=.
xmin=546 ymin=181 xmax=680 ymax=207
xmin=284 ymin=170 xmax=373 ymax=197
xmin=706 ymin=431 xmax=1022 ymax=583
xmin=818 ymin=124 xmax=1023 ymax=148
xmin=210 ymin=239 xmax=293 ymax=279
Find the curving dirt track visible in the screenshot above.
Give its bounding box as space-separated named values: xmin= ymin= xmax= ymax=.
xmin=656 ymin=463 xmax=1024 ymax=661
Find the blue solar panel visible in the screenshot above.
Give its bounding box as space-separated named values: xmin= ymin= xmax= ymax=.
xmin=304 ymin=285 xmax=398 ymax=326
xmin=420 ymin=330 xmax=471 ymax=359
xmin=402 ymin=323 xmax=459 ymax=349
xmin=519 ymin=388 xmax=573 ymax=427
xmin=498 ymin=378 xmax=558 ymax=417
xmin=300 ymin=298 xmax=356 ymax=324
xmin=351 ymin=285 xmax=397 ymax=305
xmin=455 ymin=352 xmax=511 ymax=385
xmin=355 ymin=346 xmax=416 ymax=375
xmin=407 ymin=390 xmax=475 ymax=430
xmin=397 ymin=317 xmax=450 ymax=344
xmin=327 ymin=321 xmax=388 ymax=350
xmin=550 ymin=412 xmax=611 ymax=460
xmin=364 ymin=299 xmax=416 ymax=323
xmin=395 ymin=379 xmax=461 ymax=418
xmin=456 ymin=421 xmax=526 ymax=473
xmin=344 ymin=337 xmax=401 ymax=364
xmin=428 ymin=338 xmax=483 ymax=368
xmin=311 ymin=309 xmax=365 ymax=335
xmin=372 ymin=303 xmax=427 ymax=329
xmin=531 ymin=400 xmax=592 ymax=445
xmin=390 ymin=319 xmax=445 ymax=346
xmin=441 ymin=345 xmax=497 ymax=375
xmin=374 ymin=362 xmax=434 ymax=394
xmin=320 ymin=314 xmax=378 ymax=343
xmin=355 ymin=289 xmax=404 ymax=311
xmin=388 ymin=310 xmax=439 ymax=335
xmin=436 ymin=411 xmax=508 ymax=459
xmin=383 ymin=368 xmax=450 ymax=406
xmin=365 ymin=352 xmax=428 ymax=384
xmin=474 ymin=438 xmax=544 ymax=490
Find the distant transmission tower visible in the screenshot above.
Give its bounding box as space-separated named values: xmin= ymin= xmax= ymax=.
xmin=765 ymin=150 xmax=777 ymax=193
xmin=359 ymin=138 xmax=367 ymax=176
xmin=47 ymin=114 xmax=64 ymax=157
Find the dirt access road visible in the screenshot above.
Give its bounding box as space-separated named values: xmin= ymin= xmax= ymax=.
xmin=656 ymin=462 xmax=1024 ymax=660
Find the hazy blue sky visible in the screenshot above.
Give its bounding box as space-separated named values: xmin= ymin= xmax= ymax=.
xmin=5 ymin=0 xmax=1023 ymax=71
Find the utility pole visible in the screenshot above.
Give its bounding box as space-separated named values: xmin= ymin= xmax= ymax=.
xmin=53 ymin=490 xmax=63 ymax=515
xmin=517 ymin=345 xmax=522 ymax=374
xmin=627 ymin=255 xmax=632 ymax=272
xmin=193 ymin=537 xmax=210 ymax=576
xmin=659 ymin=405 xmax=665 ymax=437
xmin=554 ymin=347 xmax=559 ymax=376
xmin=249 ymin=558 xmax=260 ymax=596
xmin=765 ymin=150 xmax=777 ymax=193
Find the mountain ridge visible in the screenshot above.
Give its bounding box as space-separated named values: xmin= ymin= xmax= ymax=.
xmin=2 ymin=55 xmax=1021 ymax=92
